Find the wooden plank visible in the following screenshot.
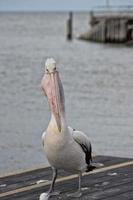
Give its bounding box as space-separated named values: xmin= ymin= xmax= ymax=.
xmin=106 ymin=190 xmax=133 ymax=200
xmin=0 ymin=156 xmax=128 ymax=194
xmin=51 ymin=165 xmax=133 ymax=199
xmin=83 ymin=181 xmax=133 ymax=200
xmin=0 ymin=159 xmax=133 ymax=199
xmin=1 ymin=162 xmax=133 ymax=200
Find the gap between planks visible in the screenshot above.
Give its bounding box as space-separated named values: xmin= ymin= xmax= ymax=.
xmin=0 ymin=160 xmax=133 ymax=198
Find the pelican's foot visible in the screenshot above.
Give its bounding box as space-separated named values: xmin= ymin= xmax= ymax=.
xmin=39 ymin=193 xmax=49 ymax=200
xmin=39 ymin=191 xmax=60 ymax=200
xmin=67 ymin=190 xmax=82 ymax=198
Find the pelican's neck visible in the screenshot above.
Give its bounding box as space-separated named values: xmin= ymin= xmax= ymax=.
xmin=47 ymin=71 xmax=67 ymax=133
xmin=48 ymin=111 xmax=67 ymax=134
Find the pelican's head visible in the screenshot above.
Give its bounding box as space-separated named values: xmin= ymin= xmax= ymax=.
xmin=45 ymin=58 xmax=57 ymax=73
xmin=41 ymin=58 xmax=65 ymax=132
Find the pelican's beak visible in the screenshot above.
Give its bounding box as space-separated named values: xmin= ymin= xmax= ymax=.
xmin=41 ymin=71 xmax=62 ymax=132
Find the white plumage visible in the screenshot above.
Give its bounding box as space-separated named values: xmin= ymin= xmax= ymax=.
xmin=40 ymin=58 xmax=95 ymax=198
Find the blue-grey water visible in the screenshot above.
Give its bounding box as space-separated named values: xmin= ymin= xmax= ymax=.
xmin=0 ymin=12 xmax=133 ymax=175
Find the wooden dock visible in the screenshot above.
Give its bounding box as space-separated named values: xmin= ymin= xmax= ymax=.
xmin=0 ymin=155 xmax=133 ymax=200
xmin=79 ymin=10 xmax=133 ymax=44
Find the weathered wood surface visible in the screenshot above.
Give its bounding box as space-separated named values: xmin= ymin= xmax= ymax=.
xmin=0 ymin=156 xmax=133 ymax=200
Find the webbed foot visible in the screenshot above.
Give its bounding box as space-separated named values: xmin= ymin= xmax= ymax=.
xmin=39 ymin=191 xmax=60 ymax=200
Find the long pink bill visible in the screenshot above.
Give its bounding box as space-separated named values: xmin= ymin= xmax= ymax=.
xmin=41 ymin=71 xmax=62 ymax=132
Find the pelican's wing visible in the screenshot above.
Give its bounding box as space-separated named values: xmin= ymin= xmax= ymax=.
xmin=42 ymin=131 xmax=46 ymax=147
xmin=68 ymin=126 xmax=92 ymax=165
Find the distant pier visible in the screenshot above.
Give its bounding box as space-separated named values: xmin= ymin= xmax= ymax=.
xmin=79 ymin=9 xmax=133 ymax=44
xmin=0 ymin=155 xmax=133 ymax=199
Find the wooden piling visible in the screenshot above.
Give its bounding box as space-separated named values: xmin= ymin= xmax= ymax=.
xmin=66 ymin=12 xmax=73 ymax=40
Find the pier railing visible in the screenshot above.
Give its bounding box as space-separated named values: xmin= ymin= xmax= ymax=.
xmin=90 ymin=10 xmax=133 ymax=19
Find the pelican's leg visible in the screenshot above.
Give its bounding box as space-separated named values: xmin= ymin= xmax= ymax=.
xmin=78 ymin=171 xmax=82 ymax=194
xmin=48 ymin=167 xmax=58 ymax=194
xmin=67 ymin=172 xmax=82 ymax=198
xmin=39 ymin=168 xmax=60 ymax=200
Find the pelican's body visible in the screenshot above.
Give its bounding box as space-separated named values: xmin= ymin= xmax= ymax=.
xmin=42 ymin=125 xmax=88 ymax=173
xmin=40 ymin=58 xmax=95 ymax=199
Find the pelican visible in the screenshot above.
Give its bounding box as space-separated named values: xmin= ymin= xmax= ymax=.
xmin=40 ymin=58 xmax=96 ymax=199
